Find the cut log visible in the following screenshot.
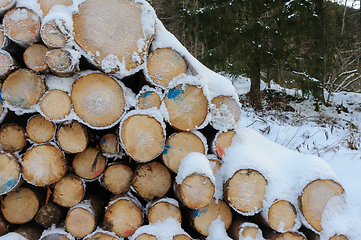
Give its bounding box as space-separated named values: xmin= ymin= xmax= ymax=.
xmin=40 ymin=226 xmax=75 ymax=240
xmin=71 ymin=72 xmax=126 ymax=128
xmin=53 ymin=173 xmax=85 ymax=208
xmin=21 ymin=144 xmax=67 ymax=187
xmin=271 ymin=232 xmax=307 ymax=240
xmin=35 ymin=200 xmax=66 ymax=228
xmin=132 ymin=161 xmax=172 ymax=201
xmin=99 ymin=133 xmax=120 ymax=157
xmin=84 ymin=229 xmax=121 ymax=240
xmin=208 ymin=155 xmax=222 ymax=175
xmin=146 ymin=48 xmax=187 ymax=88
xmin=46 ymin=48 xmax=79 ymax=77
xmin=330 ymin=235 xmax=348 ymax=240
xmin=100 ymin=162 xmax=133 ymax=195
xmin=137 ymin=87 xmax=162 ymax=110
xmin=146 ymin=198 xmax=182 ymax=224
xmin=212 ymin=130 xmax=236 ymax=158
xmin=163 ymin=84 xmax=209 ymax=131
xmin=228 ymin=219 xmax=262 ymax=240
xmin=190 ymin=199 xmax=232 ymax=236
xmin=134 ymin=233 xmax=158 ymax=240
xmin=1 ymin=187 xmax=41 ymax=224
xmin=13 ymin=222 xmax=44 ymax=240
xmin=209 ymin=95 xmax=241 ymax=131
xmin=103 ymin=194 xmax=143 ymax=238
xmin=23 ymin=44 xmax=49 ymax=73
xmin=224 ymin=169 xmax=267 ymax=215
xmin=265 ymin=200 xmax=298 ymax=232
xmin=72 ymin=0 xmax=155 ymax=73
xmin=64 ymin=196 xmax=103 ymax=239
xmin=299 ymin=179 xmax=344 ymax=232
xmin=173 ymin=235 xmax=193 ymax=240
xmin=0 ymin=152 xmax=21 ymax=195
xmin=3 ymin=7 xmax=41 ymax=46
xmin=0 ymin=123 xmax=27 ymax=152
xmin=161 ymin=131 xmax=206 ymax=173
xmin=0 ymin=211 xmax=10 ymax=236
xmin=120 ymin=112 xmax=165 ymax=163
xmin=174 ymin=173 xmax=214 ymax=209
xmin=56 ymin=121 xmax=89 ymax=154
xmin=38 ymin=0 xmax=73 ymax=17
xmin=39 ymin=89 xmax=72 ymax=121
xmin=0 ymin=0 xmax=15 ymax=14
xmin=72 ymin=146 xmax=107 ymax=181
xmin=26 ymin=115 xmax=55 ymax=143
xmin=1 ymin=69 xmax=46 ymax=110
xmin=0 ymin=49 xmax=16 ymax=80
xmin=41 ymin=19 xmax=70 ymax=48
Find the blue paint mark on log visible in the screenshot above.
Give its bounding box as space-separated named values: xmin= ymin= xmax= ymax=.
xmin=193 ymin=206 xmax=208 ymax=218
xmin=167 ymin=86 xmax=183 ymax=102
xmin=0 ymin=179 xmax=17 ymax=193
xmin=140 ymin=91 xmax=152 ymax=99
xmin=163 ymin=144 xmax=170 ymax=155
xmin=101 ymin=138 xmax=107 ymax=145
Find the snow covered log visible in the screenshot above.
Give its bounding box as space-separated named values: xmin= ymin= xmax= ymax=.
xmin=39 ymin=226 xmax=74 ymax=240
xmin=209 ymin=95 xmax=241 ymax=131
xmin=40 ymin=19 xmax=70 ymax=49
xmin=136 ymin=86 xmax=162 ymax=110
xmin=146 ymin=198 xmax=182 ymax=224
xmin=227 ymin=219 xmax=263 ymax=240
xmin=0 ymin=49 xmax=16 ymax=79
xmin=270 ymin=232 xmax=307 ymax=240
xmin=261 ymin=200 xmax=298 ymax=232
xmin=46 ymin=48 xmax=79 ymax=77
xmin=212 ymin=130 xmax=236 ymax=158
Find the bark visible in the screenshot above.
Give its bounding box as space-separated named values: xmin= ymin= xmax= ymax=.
xmin=35 ymin=201 xmax=66 ymax=228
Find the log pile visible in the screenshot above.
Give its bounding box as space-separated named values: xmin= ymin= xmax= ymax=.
xmin=0 ymin=0 xmax=348 ymax=240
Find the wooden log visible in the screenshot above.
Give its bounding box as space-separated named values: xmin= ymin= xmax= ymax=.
xmin=263 ymin=200 xmax=298 ymax=232
xmin=21 ymin=143 xmax=67 ymax=187
xmin=146 ymin=48 xmax=187 ymax=88
xmin=134 ymin=233 xmax=158 ymax=240
xmin=136 ymin=87 xmax=162 ymax=110
xmin=100 ymin=162 xmax=133 ymax=195
xmin=103 ymin=194 xmax=143 ymax=238
xmin=146 ymin=198 xmax=182 ymax=224
xmin=72 ymin=0 xmax=155 ymax=73
xmin=228 ymin=219 xmax=263 ymax=240
xmin=163 ymin=84 xmax=209 ymax=131
xmin=23 ymin=44 xmax=49 ymax=73
xmin=120 ymin=111 xmax=165 ymax=163
xmin=13 ymin=222 xmax=44 ymax=240
xmin=64 ymin=196 xmax=104 ymax=239
xmin=174 ymin=153 xmax=215 ymax=210
xmin=173 ymin=235 xmax=194 ymax=240
xmin=0 ymin=123 xmax=27 ymax=152
xmin=99 ymin=133 xmax=121 ymax=157
xmin=35 ymin=200 xmax=66 ymax=228
xmin=38 ymin=0 xmax=73 ymax=17
xmin=46 ymin=48 xmax=79 ymax=77
xmin=83 ymin=228 xmax=121 ymax=240
xmin=71 ymin=72 xmax=126 ymax=128
xmin=161 ymin=131 xmax=206 ymax=173
xmin=0 ymin=210 xmax=10 ymax=236
xmin=212 ymin=130 xmax=236 ymax=159
xmin=3 ymin=7 xmax=41 ymax=46
xmin=329 ymin=235 xmax=348 ymax=240
xmin=0 ymin=152 xmax=21 ymax=195
xmin=190 ymin=199 xmax=232 ymax=236
xmin=209 ymin=95 xmax=241 ymax=131
xmin=56 ymin=121 xmax=89 ymax=154
xmin=40 ymin=226 xmax=75 ymax=240
xmin=39 ymin=89 xmax=72 ymax=121
xmin=0 ymin=0 xmax=15 ymax=15
xmin=72 ymin=146 xmax=107 ymax=181
xmin=1 ymin=69 xmax=46 ymax=110
xmin=52 ymin=173 xmax=85 ymax=208
xmin=26 ymin=115 xmax=55 ymax=143
xmin=223 ymin=169 xmax=267 ymax=215
xmin=207 ymin=155 xmax=222 ymax=175
xmin=1 ymin=187 xmax=41 ymax=224
xmin=271 ymin=232 xmax=306 ymax=240
xmin=0 ymin=49 xmax=16 ymax=80
xmin=41 ymin=19 xmax=70 ymax=49
xmin=299 ymin=179 xmax=344 ymax=232
xmin=132 ymin=161 xmax=172 ymax=201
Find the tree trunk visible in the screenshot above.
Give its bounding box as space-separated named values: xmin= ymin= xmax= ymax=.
xmin=83 ymin=229 xmax=121 ymax=240
xmin=26 ymin=115 xmax=55 ymax=144
xmin=21 ymin=144 xmax=67 ymax=187
xmin=223 ymin=169 xmax=267 ymax=215
xmin=120 ymin=112 xmax=165 ymax=163
xmin=161 ymin=131 xmax=206 ymax=173
xmin=146 ymin=48 xmax=187 ymax=88
xmin=52 ymin=173 xmax=85 ymax=208
xmin=37 ymin=0 xmax=72 ymax=17
xmin=163 ymin=83 xmax=209 ymax=131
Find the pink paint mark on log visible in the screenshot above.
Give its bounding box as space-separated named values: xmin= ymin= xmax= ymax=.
xmin=217 ymin=145 xmax=224 ymax=157
xmin=124 ymin=229 xmax=135 ymax=236
xmin=93 ymin=168 xmax=104 ymax=177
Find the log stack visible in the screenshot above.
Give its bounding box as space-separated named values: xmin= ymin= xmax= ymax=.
xmin=0 ymin=0 xmax=348 ymax=240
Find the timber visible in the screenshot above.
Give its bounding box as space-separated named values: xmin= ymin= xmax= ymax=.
xmin=212 ymin=130 xmax=236 ymax=158
xmin=210 ymin=95 xmax=241 ymax=130
xmin=99 ymin=133 xmax=120 ymax=156
xmin=266 ymin=200 xmax=297 ymax=232
xmin=35 ymin=200 xmax=65 ymax=228
xmin=0 ymin=152 xmax=21 ymax=195
xmin=26 ymin=115 xmax=55 ymax=143
xmin=46 ymin=48 xmax=79 ymax=77
xmin=38 ymin=0 xmax=73 ymax=17
xmin=39 ymin=89 xmax=72 ymax=121
xmin=137 ymin=88 xmax=162 ymax=110
xmin=0 ymin=123 xmax=27 ymax=152
xmin=0 ymin=49 xmax=16 ymax=79
xmin=56 ymin=121 xmax=89 ymax=154
xmin=146 ymin=198 xmax=182 ymax=224
xmin=100 ymin=162 xmax=133 ymax=195
xmin=23 ymin=44 xmax=49 ymax=73
xmin=52 ymin=173 xmax=85 ymax=208
xmin=40 ymin=19 xmax=70 ymax=48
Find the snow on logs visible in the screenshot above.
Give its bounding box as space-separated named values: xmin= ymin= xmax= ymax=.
xmin=0 ymin=0 xmax=348 ymax=240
